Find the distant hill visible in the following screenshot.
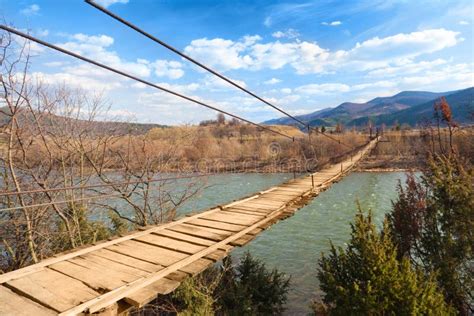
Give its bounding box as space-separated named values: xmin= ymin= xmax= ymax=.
xmin=0 ymin=107 xmax=167 ymax=135
xmin=349 ymin=87 xmax=474 ymax=127
xmin=263 ymin=88 xmax=472 ymax=127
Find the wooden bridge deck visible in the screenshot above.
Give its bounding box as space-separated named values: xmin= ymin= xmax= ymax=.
xmin=0 ymin=139 xmax=378 ymax=315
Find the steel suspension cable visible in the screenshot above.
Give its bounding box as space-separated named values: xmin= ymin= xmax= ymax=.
xmin=0 ymin=25 xmax=293 ymax=140
xmin=84 ymin=0 xmax=309 ymax=129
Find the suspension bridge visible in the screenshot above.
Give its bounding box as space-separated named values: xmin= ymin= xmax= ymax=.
xmin=1 ymin=1 xmax=381 ymax=314
xmin=0 ymin=138 xmax=378 ymax=315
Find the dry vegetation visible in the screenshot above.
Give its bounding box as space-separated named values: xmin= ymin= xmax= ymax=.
xmin=360 ymin=127 xmax=474 ymax=170
xmin=145 ymin=123 xmax=367 ymax=173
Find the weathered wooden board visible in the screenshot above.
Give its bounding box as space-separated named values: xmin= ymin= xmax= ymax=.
xmin=179 ymin=258 xmax=213 ymax=275
xmin=188 ymin=218 xmax=247 ymax=232
xmin=6 ymin=268 xmax=99 ymax=312
xmin=230 ymin=234 xmax=255 ymax=246
xmin=200 ymin=212 xmax=261 ymax=226
xmin=49 ymin=260 xmax=127 ymax=291
xmin=107 ymin=240 xmax=187 ymax=266
xmin=134 ymin=234 xmax=206 ymax=254
xmin=221 ymin=208 xmax=267 ymax=217
xmin=154 ymin=229 xmax=216 ymax=246
xmin=170 ymin=223 xmax=231 ymax=241
xmin=92 ymin=248 xmax=163 ymax=273
xmin=0 ymin=285 xmax=56 ymax=316
xmin=124 ymin=277 xmax=181 ymax=307
xmin=225 ymin=205 xmax=273 ymax=213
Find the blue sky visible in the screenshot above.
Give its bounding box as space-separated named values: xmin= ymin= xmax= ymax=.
xmin=1 ymin=0 xmax=473 ymax=124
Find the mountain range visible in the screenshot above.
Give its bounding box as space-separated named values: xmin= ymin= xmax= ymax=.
xmin=264 ymin=87 xmax=474 ymax=127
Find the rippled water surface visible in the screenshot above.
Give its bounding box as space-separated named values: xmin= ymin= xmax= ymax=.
xmin=231 ymin=172 xmax=408 ymax=315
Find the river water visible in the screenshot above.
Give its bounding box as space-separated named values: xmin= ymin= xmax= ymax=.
xmin=222 ymin=172 xmax=407 ymax=315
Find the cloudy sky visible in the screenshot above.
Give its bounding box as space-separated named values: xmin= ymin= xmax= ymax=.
xmin=1 ymin=0 xmax=473 ymax=124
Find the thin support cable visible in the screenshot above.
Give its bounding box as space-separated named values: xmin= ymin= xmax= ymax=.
xmin=0 ymin=25 xmax=293 ymax=140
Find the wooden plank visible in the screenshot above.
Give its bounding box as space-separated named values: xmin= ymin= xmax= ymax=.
xmin=169 ymin=223 xmax=230 ymax=241
xmin=279 ymin=184 xmax=312 ymax=190
xmin=49 ymin=260 xmax=127 ymax=291
xmin=221 ymin=208 xmax=267 ymax=217
xmin=230 ymin=234 xmax=255 ymax=246
xmin=246 ymin=201 xmax=285 ymax=209
xmin=200 ymin=212 xmax=261 ymax=226
xmin=134 ymin=234 xmax=206 ymax=254
xmin=179 ymin=258 xmax=213 ymax=275
xmin=269 ymin=188 xmax=304 ymax=195
xmin=0 ymin=285 xmax=56 ymax=316
xmin=76 ymin=254 xmax=149 ymax=278
xmin=6 ymin=268 xmax=99 ymax=312
xmin=249 ymin=199 xmax=285 ymax=206
xmin=154 ymin=231 xmax=232 ymax=260
xmin=236 ymin=202 xmax=276 ymax=210
xmin=154 ymin=229 xmax=215 ymax=246
xmin=92 ymin=248 xmax=163 ymax=273
xmin=247 ymin=227 xmax=263 ymax=235
xmin=124 ymin=277 xmax=180 ymax=308
xmin=188 ymin=218 xmax=247 ymax=232
xmin=225 ymin=205 xmax=273 ymax=213
xmin=166 ymin=271 xmax=188 ymax=282
xmin=265 ymin=188 xmax=303 ymax=195
xmin=255 ymin=194 xmax=292 ymax=202
xmin=205 ymin=248 xmax=231 ymax=261
xmin=107 ymin=240 xmax=187 ymax=267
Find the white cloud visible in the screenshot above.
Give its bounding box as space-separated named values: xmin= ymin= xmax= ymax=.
xmin=57 ymin=33 xmax=151 ymax=78
xmin=295 ymin=83 xmax=351 ymax=95
xmin=20 ymin=4 xmax=40 ymax=16
xmin=184 ymin=36 xmax=258 ymax=71
xmin=29 ymin=68 xmax=123 ymax=92
xmin=264 ymin=78 xmax=281 ymax=85
xmin=351 ymin=29 xmax=460 ymax=61
xmin=71 ymin=33 xmax=114 ymax=46
xmin=184 ymin=29 xmax=461 ymax=75
xmin=43 ymin=61 xmax=68 ymax=67
xmin=367 ymin=58 xmax=448 ymax=77
xmin=459 ymin=20 xmax=469 ymax=25
xmin=155 ymin=82 xmax=200 ymax=94
xmin=95 ymin=0 xmax=129 ymax=8
xmin=202 ymin=75 xmax=247 ymax=91
xmin=322 ymin=21 xmax=342 ymax=26
xmin=272 ymin=29 xmax=300 ymax=39
xmin=281 ymin=88 xmax=292 ymax=94
xmin=152 ymin=60 xmax=184 ymax=79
